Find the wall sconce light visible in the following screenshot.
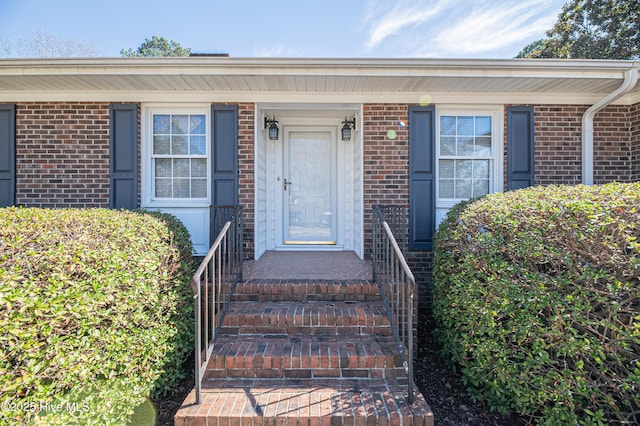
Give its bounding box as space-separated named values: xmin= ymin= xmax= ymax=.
xmin=341 ymin=116 xmax=356 ymax=141
xmin=264 ymin=115 xmax=279 ymax=140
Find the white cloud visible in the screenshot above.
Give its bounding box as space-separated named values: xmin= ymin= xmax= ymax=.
xmin=361 ymin=0 xmax=564 ymax=58
xmin=364 ymin=0 xmax=450 ymax=49
xmin=429 ymin=0 xmax=558 ymax=56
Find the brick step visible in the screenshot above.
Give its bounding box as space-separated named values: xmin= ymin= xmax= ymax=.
xmin=174 ymin=380 xmax=434 ymax=426
xmin=231 ymin=279 xmax=381 ymax=302
xmin=220 ymin=301 xmax=391 ymax=336
xmin=204 ymin=335 xmax=405 ymax=380
xmin=175 ymin=275 xmax=435 ymax=426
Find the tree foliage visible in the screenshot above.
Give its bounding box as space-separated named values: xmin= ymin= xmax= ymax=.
xmin=515 ymin=39 xmax=548 ymax=59
xmin=0 ymin=30 xmax=96 ymax=58
xmin=517 ymin=0 xmax=640 ymax=59
xmin=0 ymin=38 xmax=10 ymax=58
xmin=121 ymin=35 xmax=191 ymax=57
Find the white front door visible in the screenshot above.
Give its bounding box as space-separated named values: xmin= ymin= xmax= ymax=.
xmin=283 ymin=127 xmax=336 ymax=245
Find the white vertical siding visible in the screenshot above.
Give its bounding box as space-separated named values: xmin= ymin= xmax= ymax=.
xmin=254 ymin=124 xmax=268 ymax=259
xmin=352 ymin=119 xmax=364 ymax=259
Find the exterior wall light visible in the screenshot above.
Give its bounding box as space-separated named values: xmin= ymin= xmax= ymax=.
xmin=264 ymin=116 xmax=279 ymax=140
xmin=341 ymin=116 xmax=356 ymax=141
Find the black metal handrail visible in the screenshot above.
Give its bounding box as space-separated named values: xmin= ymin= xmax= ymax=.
xmin=192 ymin=206 xmax=243 ymax=405
xmin=372 ymin=205 xmax=415 ymax=404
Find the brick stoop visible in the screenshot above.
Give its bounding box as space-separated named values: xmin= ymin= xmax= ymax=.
xmin=174 ymin=279 xmax=434 ymax=426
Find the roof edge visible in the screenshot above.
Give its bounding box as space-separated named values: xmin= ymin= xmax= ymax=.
xmin=0 ymin=56 xmax=637 ymax=73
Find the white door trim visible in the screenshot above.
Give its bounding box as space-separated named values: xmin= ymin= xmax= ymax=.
xmin=254 ymin=104 xmax=364 ymax=258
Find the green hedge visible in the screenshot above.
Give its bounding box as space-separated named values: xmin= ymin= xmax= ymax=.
xmin=0 ymin=208 xmax=195 ymax=425
xmin=433 ymin=183 xmax=640 ymax=425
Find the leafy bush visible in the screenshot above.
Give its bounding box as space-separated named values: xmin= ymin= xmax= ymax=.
xmin=0 ymin=208 xmax=195 ymax=425
xmin=433 ymin=183 xmax=640 ymax=425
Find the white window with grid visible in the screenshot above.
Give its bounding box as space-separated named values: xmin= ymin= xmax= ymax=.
xmin=436 ymin=107 xmax=503 ymax=226
xmin=151 ymin=113 xmax=208 ymax=200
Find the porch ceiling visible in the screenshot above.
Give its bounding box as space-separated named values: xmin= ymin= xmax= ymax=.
xmin=1 ymin=57 xmax=639 ymax=103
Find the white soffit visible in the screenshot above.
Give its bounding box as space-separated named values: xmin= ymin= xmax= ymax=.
xmin=0 ymin=57 xmax=638 ymax=104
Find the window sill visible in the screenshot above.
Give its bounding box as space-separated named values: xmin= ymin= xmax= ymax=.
xmin=142 ymin=199 xmax=210 ymax=208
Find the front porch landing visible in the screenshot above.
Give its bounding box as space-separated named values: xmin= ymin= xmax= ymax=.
xmin=243 ymin=251 xmax=372 ymax=280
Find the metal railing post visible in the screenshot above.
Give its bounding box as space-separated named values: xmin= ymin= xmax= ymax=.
xmin=192 ymin=278 xmax=201 ymax=405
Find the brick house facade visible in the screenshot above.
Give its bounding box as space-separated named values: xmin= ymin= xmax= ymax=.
xmin=1 ymin=58 xmax=639 ymax=307
xmin=532 ymin=104 xmax=636 ymax=185
xmin=632 ymin=103 xmax=640 ymax=182
xmin=14 ymin=102 xmax=111 ymax=208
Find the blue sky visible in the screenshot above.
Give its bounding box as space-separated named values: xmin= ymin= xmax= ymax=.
xmin=0 ymin=0 xmax=566 ymax=58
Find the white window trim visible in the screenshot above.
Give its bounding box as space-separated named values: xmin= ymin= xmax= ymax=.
xmin=435 ymin=106 xmax=504 ymax=210
xmin=141 ymin=104 xmax=211 ymax=208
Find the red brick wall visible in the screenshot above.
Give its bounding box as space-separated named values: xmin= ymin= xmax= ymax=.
xmin=362 ymin=104 xmax=410 ymax=255
xmin=362 ymin=103 xmax=434 ymax=308
xmin=237 ymin=103 xmax=255 ymax=257
xmin=533 ymin=105 xmax=584 ymax=185
xmin=593 ymin=105 xmax=632 ymax=183
xmin=15 ymin=102 xmax=111 ymax=207
xmin=533 ymin=104 xmax=634 ymax=185
xmin=629 ymin=103 xmax=640 ymax=182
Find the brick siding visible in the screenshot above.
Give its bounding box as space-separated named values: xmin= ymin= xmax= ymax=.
xmin=593 ymin=105 xmax=633 ymax=183
xmin=532 ymin=104 xmax=636 ymax=185
xmin=533 ymin=105 xmax=585 ymax=185
xmin=630 ymin=103 xmax=640 ymax=182
xmin=362 ymin=104 xmax=410 ymax=255
xmin=361 ymin=104 xmax=434 ymax=309
xmin=15 ymin=102 xmax=111 ymax=208
xmin=237 ymin=103 xmax=255 ymax=258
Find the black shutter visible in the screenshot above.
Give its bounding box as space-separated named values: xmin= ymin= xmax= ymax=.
xmin=109 ymin=103 xmax=138 ymax=209
xmin=210 ymin=105 xmax=239 ymax=240
xmin=507 ymin=106 xmax=535 ymax=190
xmin=211 ymin=105 xmax=238 ymax=207
xmin=408 ymin=105 xmax=436 ymax=250
xmin=0 ymin=104 xmax=16 ymax=207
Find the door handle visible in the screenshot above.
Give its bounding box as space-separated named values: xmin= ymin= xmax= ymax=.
xmin=284 ymin=178 xmax=293 ymax=191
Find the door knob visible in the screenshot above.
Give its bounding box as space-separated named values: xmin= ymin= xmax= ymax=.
xmin=284 ymin=178 xmax=293 ymax=191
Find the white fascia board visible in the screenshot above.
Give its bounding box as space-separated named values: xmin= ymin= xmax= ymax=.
xmin=0 ymin=89 xmax=631 ymax=105
xmin=0 ymin=57 xmax=635 ymax=80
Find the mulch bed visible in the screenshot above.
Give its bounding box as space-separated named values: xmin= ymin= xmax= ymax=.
xmin=414 ymin=314 xmax=524 ymax=425
xmin=154 ymin=314 xmax=525 ymax=425
xmin=153 ymin=358 xmax=194 ymax=426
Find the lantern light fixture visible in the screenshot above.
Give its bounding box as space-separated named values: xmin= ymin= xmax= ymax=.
xmin=341 ymin=116 xmax=356 ymax=141
xmin=264 ymin=115 xmax=279 ymax=140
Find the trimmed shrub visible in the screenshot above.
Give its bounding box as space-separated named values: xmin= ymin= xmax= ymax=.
xmin=0 ymin=208 xmax=195 ymax=425
xmin=433 ymin=183 xmax=640 ymax=425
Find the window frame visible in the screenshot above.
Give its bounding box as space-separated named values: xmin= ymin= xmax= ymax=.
xmin=141 ymin=104 xmax=211 ymax=208
xmin=435 ymin=106 xmax=504 ymax=211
